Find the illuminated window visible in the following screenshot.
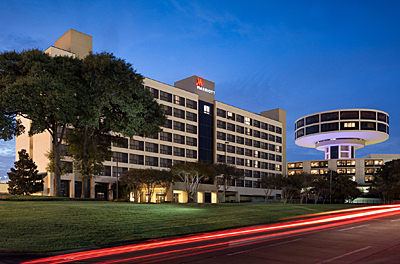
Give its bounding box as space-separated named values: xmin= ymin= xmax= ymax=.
xmin=344 ymin=122 xmax=355 ymax=128
xmin=374 ymin=160 xmax=383 ymax=166
xmin=227 ymin=111 xmax=234 ymax=120
xmin=204 ymin=105 xmax=210 ymax=115
xmin=288 ymin=163 xmax=295 ymax=168
xmin=276 ymin=165 xmax=281 ymax=171
xmin=254 ymin=161 xmax=259 ymax=168
xmin=245 ymin=117 xmax=251 ymax=125
xmin=288 ymin=171 xmax=295 ymax=175
xmin=311 ymin=170 xmax=319 ymax=175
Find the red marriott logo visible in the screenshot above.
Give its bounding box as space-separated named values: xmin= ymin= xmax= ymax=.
xmin=195 ymin=78 xmax=203 ymax=87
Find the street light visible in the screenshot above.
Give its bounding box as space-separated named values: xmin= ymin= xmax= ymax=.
xmin=113 ymin=157 xmax=119 ymax=202
xmin=225 ymin=141 xmax=229 ymax=164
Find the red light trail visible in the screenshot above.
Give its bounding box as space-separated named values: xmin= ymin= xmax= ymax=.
xmin=22 ymin=204 xmax=400 ymax=264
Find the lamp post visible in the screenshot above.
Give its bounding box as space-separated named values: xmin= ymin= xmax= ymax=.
xmin=114 ymin=157 xmax=119 ymax=202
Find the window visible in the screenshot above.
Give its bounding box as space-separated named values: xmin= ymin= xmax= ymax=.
xmin=306 ymin=125 xmax=319 ymax=135
xmin=361 ymin=111 xmax=376 ymax=120
xmin=113 ymin=152 xmax=128 ymax=163
xmin=269 ymin=154 xmax=275 ymax=161
xmin=160 ymin=158 xmax=172 ymax=168
xmin=174 ymin=108 xmax=185 ymax=119
xmin=253 ymin=120 xmax=260 ymax=128
xmin=261 ymin=132 xmax=268 ymax=140
xmin=321 ymin=112 xmax=339 ymax=122
xmin=145 ymin=143 xmax=158 ymax=153
xmin=186 ymin=124 xmax=197 ymax=134
xmin=160 ymin=91 xmax=172 ymax=102
xmin=186 ymin=137 xmax=197 ymax=146
xmin=245 ymin=159 xmax=252 ymax=167
xmin=253 ymin=150 xmax=260 ymax=158
xmin=245 ymin=127 xmax=252 ymax=136
xmin=130 ymin=154 xmax=144 ymax=165
xmin=276 ymin=155 xmax=282 ymax=162
xmin=245 ymin=149 xmax=252 ymax=157
xmin=217 ymin=131 xmax=226 ymax=140
xmin=340 ymin=111 xmax=359 ymax=119
xmin=204 ymin=105 xmax=210 ymax=115
xmin=377 ymin=112 xmax=387 ymax=123
xmin=227 ymin=156 xmax=235 ymax=165
xmin=245 ymin=180 xmax=252 ymax=188
xmin=321 ymin=122 xmax=339 ymax=132
xmin=186 ymin=99 xmax=197 ymax=110
xmin=113 ymin=138 xmax=128 ymax=148
xmin=361 ymin=122 xmax=376 ymax=130
xmin=174 ymin=121 xmax=185 ymax=132
xmin=296 ymin=119 xmax=304 ymax=129
xmin=173 ymin=134 xmax=185 ymax=144
xmin=162 ymin=105 xmax=172 ymax=115
xmin=378 ymin=123 xmax=387 ymax=133
xmin=227 ymin=145 xmax=235 ymax=153
xmin=186 ymin=149 xmax=197 ymax=159
xmin=145 ymin=156 xmax=158 ymax=167
xmin=236 ymin=136 xmax=244 ymax=144
xmin=296 ymin=129 xmax=304 ymax=138
xmin=245 ymin=117 xmax=251 ymax=125
xmin=245 ymin=170 xmax=252 ymax=177
xmin=340 ymin=122 xmax=359 ymax=130
xmin=269 ymin=144 xmax=275 ymax=151
xmin=276 ymin=127 xmax=282 ymax=134
xmin=236 ymin=115 xmax=244 ymax=123
xmin=217 ymin=143 xmax=226 ymax=152
xmin=173 ymin=147 xmax=185 ymax=157
xmin=245 ymin=138 xmax=252 ymax=146
xmin=217 ymin=120 xmax=226 ymax=129
xmin=236 ymin=147 xmax=244 ymax=155
xmin=217 ymin=154 xmax=226 ymax=163
xmin=227 ymin=134 xmax=235 ymax=143
xmin=217 ymin=108 xmax=226 ymax=118
xmin=160 ymin=145 xmax=172 ymax=155
xmin=269 ymin=134 xmax=275 ymax=142
xmin=174 ymin=95 xmax=185 ymax=106
xmin=227 ymin=111 xmax=235 ymax=120
xmin=337 ymin=160 xmax=356 ymax=167
xmin=147 ymin=87 xmax=159 ymax=99
xmin=276 ymin=146 xmax=282 ymax=153
xmin=100 ymin=166 xmax=112 ymax=176
xmin=253 ymin=140 xmax=260 ymax=148
xmin=276 ymin=136 xmax=282 ymax=143
xmin=261 ymin=142 xmax=268 ymax=150
xmin=269 ymin=124 xmax=275 ymax=132
xmin=261 ymin=162 xmax=268 ymax=169
xmin=130 ymin=140 xmax=144 ymax=151
xmin=113 ymin=166 xmax=128 ymax=177
xmin=227 ymin=122 xmax=235 ymax=132
xmin=269 ymin=163 xmax=276 ymax=170
xmin=186 ymin=112 xmax=197 ymax=122
xmin=160 ymin=131 xmax=172 ymax=142
xmin=253 ymin=130 xmax=260 ymax=138
xmin=162 ymin=119 xmax=172 ymax=129
xmin=236 ymin=158 xmax=244 ymax=166
xmin=236 ymin=125 xmax=244 ymax=134
xmin=253 ymin=171 xmax=261 ymax=178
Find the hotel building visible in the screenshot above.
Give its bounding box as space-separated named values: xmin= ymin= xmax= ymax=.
xmin=15 ymin=29 xmax=286 ymax=203
xmin=288 ymin=109 xmax=399 ymax=189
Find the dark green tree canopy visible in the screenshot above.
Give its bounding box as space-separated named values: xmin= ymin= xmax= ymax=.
xmin=0 ymin=49 xmax=166 ymax=197
xmin=8 ymin=149 xmax=43 ymax=195
xmin=373 ymin=159 xmax=400 ymax=202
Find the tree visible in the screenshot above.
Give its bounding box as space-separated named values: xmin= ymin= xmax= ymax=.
xmin=0 ymin=50 xmax=83 ymax=197
xmin=8 ymin=149 xmax=43 ymax=195
xmin=66 ymin=52 xmax=166 ymax=198
xmin=372 ymin=159 xmax=400 ymax=203
xmin=257 ymin=174 xmax=283 ymax=203
xmin=0 ymin=50 xmax=166 ymax=197
xmin=311 ymin=176 xmax=330 ymax=204
xmin=332 ymin=173 xmax=361 ymax=203
xmin=170 ymin=162 xmax=214 ymax=203
xmin=281 ymin=173 xmax=313 ymax=204
xmin=213 ymin=163 xmax=243 ymax=202
xmin=120 ymin=168 xmax=172 ymax=203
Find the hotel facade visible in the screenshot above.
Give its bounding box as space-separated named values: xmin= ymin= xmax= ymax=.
xmin=15 ymin=29 xmax=286 ymax=203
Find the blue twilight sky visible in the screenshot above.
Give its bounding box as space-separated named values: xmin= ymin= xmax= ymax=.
xmin=1 ymin=0 xmax=400 ymax=179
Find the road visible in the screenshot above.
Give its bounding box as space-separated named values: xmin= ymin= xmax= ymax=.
xmin=15 ymin=204 xmax=400 ymax=264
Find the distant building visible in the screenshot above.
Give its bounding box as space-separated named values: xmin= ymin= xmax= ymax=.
xmin=15 ymin=29 xmax=286 ymax=202
xmin=288 ymin=109 xmax=399 ymax=190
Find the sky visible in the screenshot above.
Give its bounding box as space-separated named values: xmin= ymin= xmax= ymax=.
xmin=1 ymin=0 xmax=400 ymax=179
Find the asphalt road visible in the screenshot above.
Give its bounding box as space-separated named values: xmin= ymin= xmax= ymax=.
xmin=5 ymin=205 xmax=400 ymax=264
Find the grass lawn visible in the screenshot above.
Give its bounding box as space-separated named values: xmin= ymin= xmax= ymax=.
xmin=0 ymin=201 xmax=355 ymax=253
